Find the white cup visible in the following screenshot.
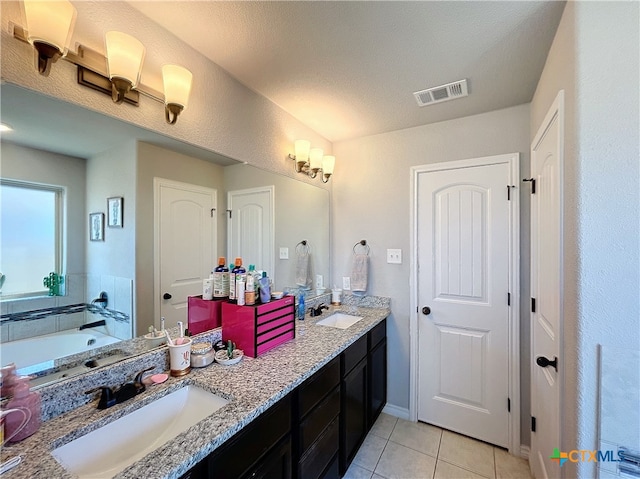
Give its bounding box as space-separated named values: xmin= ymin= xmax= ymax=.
xmin=168 ymin=337 xmax=192 ymax=376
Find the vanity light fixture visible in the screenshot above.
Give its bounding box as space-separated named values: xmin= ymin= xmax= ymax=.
xmin=105 ymin=32 xmax=145 ymax=104
xmin=162 ymin=65 xmax=193 ymax=125
xmin=22 ymin=0 xmax=77 ymax=76
xmin=288 ymin=140 xmax=335 ymax=183
xmin=12 ymin=2 xmax=193 ymax=125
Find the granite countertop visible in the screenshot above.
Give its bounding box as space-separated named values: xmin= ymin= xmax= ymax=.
xmin=2 ymin=302 xmax=389 ymax=479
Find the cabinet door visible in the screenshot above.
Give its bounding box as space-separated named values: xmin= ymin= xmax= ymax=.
xmin=242 ymin=436 xmax=292 ymax=479
xmin=340 ymin=356 xmax=368 ymax=474
xmin=368 ymin=338 xmax=387 ymax=428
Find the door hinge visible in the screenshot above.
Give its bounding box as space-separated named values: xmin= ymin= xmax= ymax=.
xmin=531 ymin=416 xmax=537 ymax=432
xmin=226 ymin=209 xmax=232 ymax=219
xmin=531 ymin=297 xmax=536 ymax=313
xmin=507 ymin=185 xmax=516 ymax=201
xmin=211 ymin=208 xmax=215 ymax=217
xmin=523 ymin=178 xmax=536 ymax=194
xmin=508 ymin=397 xmax=511 ymax=412
xmin=507 ymin=292 xmax=511 ymax=306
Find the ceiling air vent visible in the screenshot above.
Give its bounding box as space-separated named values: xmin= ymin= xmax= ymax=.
xmin=413 ymin=79 xmax=469 ymax=107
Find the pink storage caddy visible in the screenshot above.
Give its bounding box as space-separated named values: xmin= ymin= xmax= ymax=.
xmin=188 ymin=295 xmax=223 ymax=335
xmin=222 ymin=296 xmax=295 ymax=358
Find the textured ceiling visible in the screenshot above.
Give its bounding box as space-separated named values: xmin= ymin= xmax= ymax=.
xmin=128 ymin=1 xmax=566 ymax=142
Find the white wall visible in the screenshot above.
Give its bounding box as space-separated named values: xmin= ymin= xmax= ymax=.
xmin=332 ymin=104 xmax=531 ymax=441
xmin=531 ymin=2 xmax=639 ymax=476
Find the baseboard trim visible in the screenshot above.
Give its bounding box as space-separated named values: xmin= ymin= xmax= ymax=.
xmin=382 ymin=403 xmax=410 ymax=421
xmin=520 ymin=445 xmax=530 ymax=459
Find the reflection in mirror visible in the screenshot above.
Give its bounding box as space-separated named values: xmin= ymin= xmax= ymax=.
xmin=0 ymin=83 xmax=330 ymax=388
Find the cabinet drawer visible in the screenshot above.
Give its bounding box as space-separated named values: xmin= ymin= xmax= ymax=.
xmin=369 ymin=319 xmax=386 ymax=349
xmin=298 ymin=357 xmax=340 ymax=418
xmin=299 ymin=387 xmax=340 ymax=453
xmin=343 ymin=335 xmax=367 ymax=375
xmin=298 ymin=417 xmax=339 ymax=479
xmin=256 ymin=295 xmax=294 ymax=316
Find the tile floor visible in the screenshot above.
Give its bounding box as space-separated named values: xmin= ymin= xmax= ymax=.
xmin=345 ymin=413 xmax=533 ymax=479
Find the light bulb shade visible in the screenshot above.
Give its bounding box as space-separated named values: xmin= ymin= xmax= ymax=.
xmin=23 ymin=0 xmax=76 ymax=55
xmin=294 ymin=140 xmax=311 ymax=163
xmin=162 ymin=64 xmax=193 ymax=110
xmin=322 ymin=155 xmax=335 ymax=176
xmin=105 ymin=31 xmax=145 ymax=87
xmin=309 ymin=148 xmax=323 ymax=170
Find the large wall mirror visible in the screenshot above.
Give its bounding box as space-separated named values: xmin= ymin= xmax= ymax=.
xmin=0 ymin=83 xmax=330 ymax=387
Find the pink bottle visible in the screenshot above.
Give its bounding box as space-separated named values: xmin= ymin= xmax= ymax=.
xmin=4 ymin=377 xmax=41 ymax=442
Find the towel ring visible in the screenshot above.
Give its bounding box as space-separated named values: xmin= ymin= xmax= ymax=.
xmin=296 ymin=240 xmax=310 ymax=255
xmin=353 ymin=239 xmax=370 ymax=256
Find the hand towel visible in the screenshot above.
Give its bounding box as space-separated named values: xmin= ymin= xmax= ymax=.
xmin=351 ymin=254 xmax=368 ymax=293
xmin=296 ymin=251 xmax=311 ymax=288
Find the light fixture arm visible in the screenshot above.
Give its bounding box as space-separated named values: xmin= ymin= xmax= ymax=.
xmin=32 ymin=42 xmax=62 ymax=76
xmin=165 ymin=104 xmax=184 ymax=125
xmin=288 ymin=151 xmax=334 ymax=183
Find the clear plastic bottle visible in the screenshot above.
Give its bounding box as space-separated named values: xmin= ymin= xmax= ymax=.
xmin=213 ymin=257 xmax=229 ymax=299
xmin=5 ymin=377 xmax=41 ymax=442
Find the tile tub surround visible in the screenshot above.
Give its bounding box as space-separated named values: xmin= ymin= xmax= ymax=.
xmin=1 ymin=301 xmax=390 ymax=479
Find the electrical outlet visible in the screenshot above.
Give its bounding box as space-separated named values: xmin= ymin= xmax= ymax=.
xmin=342 ymin=276 xmax=351 ymax=290
xmin=387 ymin=248 xmax=402 ymax=264
xmin=279 ymin=247 xmax=289 ymax=260
xmin=316 ymin=274 xmax=324 ymax=288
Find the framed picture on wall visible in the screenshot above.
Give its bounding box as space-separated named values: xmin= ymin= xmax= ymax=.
xmin=90 ymin=213 xmax=104 ymax=241
xmin=107 ymin=196 xmax=123 ymax=228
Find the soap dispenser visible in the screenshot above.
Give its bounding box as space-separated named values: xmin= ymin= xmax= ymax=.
xmin=5 ymin=376 xmax=41 ymax=442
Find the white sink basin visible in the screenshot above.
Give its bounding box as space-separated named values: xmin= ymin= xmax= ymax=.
xmin=52 ymin=385 xmax=228 ymax=478
xmin=315 ymin=312 xmax=364 ymax=329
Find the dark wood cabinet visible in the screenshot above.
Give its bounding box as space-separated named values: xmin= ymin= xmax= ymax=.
xmin=181 ymin=318 xmax=387 ymax=479
xmin=294 ymin=356 xmax=341 ymax=479
xmin=368 ymin=319 xmax=387 ymax=427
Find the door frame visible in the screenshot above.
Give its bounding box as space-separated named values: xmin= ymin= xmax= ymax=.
xmin=409 ymin=153 xmax=521 ymax=454
xmin=153 ymin=177 xmax=217 ymax=324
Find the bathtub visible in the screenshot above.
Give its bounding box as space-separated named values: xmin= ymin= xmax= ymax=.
xmin=2 ymin=327 xmax=121 ymax=376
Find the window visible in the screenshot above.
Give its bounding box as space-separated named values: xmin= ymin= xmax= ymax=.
xmin=0 ymin=180 xmax=63 ymax=298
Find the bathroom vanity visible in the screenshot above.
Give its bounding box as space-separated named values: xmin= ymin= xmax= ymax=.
xmin=1 ymin=299 xmax=389 ymax=479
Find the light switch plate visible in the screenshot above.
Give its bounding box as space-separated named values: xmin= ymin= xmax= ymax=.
xmin=342 ymin=277 xmax=351 ymax=290
xmin=387 ymin=248 xmax=402 ymax=264
xmin=279 ymin=247 xmax=289 ymax=260
xmin=316 ymin=274 xmax=324 ymax=288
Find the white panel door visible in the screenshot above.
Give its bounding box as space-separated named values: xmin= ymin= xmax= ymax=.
xmin=155 ymin=179 xmax=216 ymax=329
xmin=227 ymin=186 xmax=274 ymax=280
xmin=417 ymin=160 xmax=511 ymax=447
xmin=530 ymin=92 xmax=563 ymax=479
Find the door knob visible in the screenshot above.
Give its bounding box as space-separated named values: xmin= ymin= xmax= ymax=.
xmin=536 ymin=355 xmax=558 ymax=372
xmin=163 ymin=292 xmax=172 ymax=300
xmin=422 ymin=306 xmax=431 ymax=315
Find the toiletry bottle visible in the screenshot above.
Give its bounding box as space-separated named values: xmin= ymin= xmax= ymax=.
xmin=5 ymin=377 xmax=41 ymax=442
xmin=228 ymin=261 xmax=237 ymax=301
xmin=297 ymin=290 xmax=306 ymax=320
xmin=231 ymin=258 xmax=246 ymax=303
xmin=213 ymin=257 xmax=229 ymax=299
xmin=259 ymin=272 xmax=271 ymax=303
xmin=252 ymin=266 xmax=262 ymax=298
xmin=237 ymin=278 xmax=246 ymax=306
xmin=245 ymin=266 xmax=256 ymax=305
